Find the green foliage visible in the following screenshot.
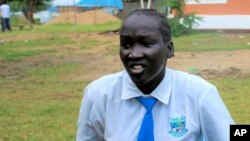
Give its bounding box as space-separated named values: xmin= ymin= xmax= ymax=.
xmin=10 ymin=15 xmax=19 ymax=25
xmin=169 ymin=18 xmax=187 ymax=37
xmin=7 ymin=0 xmax=52 ymax=24
xmin=166 ymin=0 xmax=185 ymax=17
xmin=182 ymin=13 xmax=202 ymax=30
xmin=8 ymin=1 xmax=20 ymax=12
xmin=169 ymin=14 xmax=202 ymax=37
xmin=8 ymin=0 xmax=52 ymax=12
xmin=166 ymin=0 xmax=201 ymax=37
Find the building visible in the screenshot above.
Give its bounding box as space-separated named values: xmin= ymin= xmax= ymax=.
xmin=184 ymin=0 xmax=250 ymax=30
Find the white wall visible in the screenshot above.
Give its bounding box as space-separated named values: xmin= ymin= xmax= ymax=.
xmin=185 ymin=0 xmax=228 ymax=4
xmin=194 ymin=15 xmax=250 ymax=29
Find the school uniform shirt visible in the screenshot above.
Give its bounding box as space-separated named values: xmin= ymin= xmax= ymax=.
xmin=77 ymin=68 xmax=234 ymax=141
xmin=0 ymin=4 xmax=10 ymax=18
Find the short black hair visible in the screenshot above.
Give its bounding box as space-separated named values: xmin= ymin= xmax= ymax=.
xmin=125 ymin=9 xmax=172 ymax=44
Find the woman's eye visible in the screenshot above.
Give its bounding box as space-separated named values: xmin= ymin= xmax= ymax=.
xmin=121 ymin=42 xmax=131 ymax=49
xmin=142 ymin=42 xmax=153 ymax=47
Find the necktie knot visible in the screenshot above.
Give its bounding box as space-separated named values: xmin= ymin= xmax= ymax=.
xmin=136 ymin=97 xmax=157 ymax=112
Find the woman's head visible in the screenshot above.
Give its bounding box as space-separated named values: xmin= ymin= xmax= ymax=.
xmin=119 ymin=9 xmax=174 ymax=93
xmin=125 ymin=9 xmax=172 ymax=45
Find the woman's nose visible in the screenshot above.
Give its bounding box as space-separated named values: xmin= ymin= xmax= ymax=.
xmin=128 ymin=46 xmax=143 ymax=59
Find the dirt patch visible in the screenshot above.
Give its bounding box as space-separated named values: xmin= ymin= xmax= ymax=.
xmin=167 ymin=50 xmax=250 ymax=78
xmin=197 ymin=67 xmax=244 ymax=78
xmin=0 ymin=63 xmax=22 ymax=79
xmin=47 ymin=10 xmax=120 ymax=25
xmin=1 ymin=32 xmax=250 ymax=80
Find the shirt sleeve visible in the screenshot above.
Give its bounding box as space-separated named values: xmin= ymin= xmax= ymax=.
xmin=76 ymin=85 xmax=104 ymax=141
xmin=198 ymin=86 xmax=234 ymax=141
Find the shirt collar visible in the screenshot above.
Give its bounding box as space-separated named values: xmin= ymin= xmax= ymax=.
xmin=121 ymin=68 xmax=172 ymax=105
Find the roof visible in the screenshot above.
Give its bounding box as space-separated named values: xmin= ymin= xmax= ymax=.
xmin=76 ymin=0 xmax=123 ymax=9
xmin=52 ymin=0 xmax=81 ymax=6
xmin=52 ymin=0 xmax=123 ymax=9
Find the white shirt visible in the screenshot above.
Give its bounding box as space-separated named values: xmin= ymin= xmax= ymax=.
xmin=0 ymin=4 xmax=10 ymax=18
xmin=77 ymin=68 xmax=234 ymax=141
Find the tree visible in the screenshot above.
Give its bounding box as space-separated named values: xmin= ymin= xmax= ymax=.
xmin=165 ymin=0 xmax=201 ymax=36
xmin=6 ymin=0 xmax=52 ymax=23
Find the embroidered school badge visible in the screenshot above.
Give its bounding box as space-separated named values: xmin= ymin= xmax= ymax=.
xmin=169 ymin=116 xmax=188 ymax=137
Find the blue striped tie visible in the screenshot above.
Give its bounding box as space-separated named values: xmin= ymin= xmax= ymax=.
xmin=137 ymin=97 xmax=158 ymax=141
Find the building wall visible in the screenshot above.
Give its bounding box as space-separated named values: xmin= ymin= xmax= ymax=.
xmin=193 ymin=15 xmax=250 ymax=30
xmin=185 ymin=0 xmax=250 ymax=15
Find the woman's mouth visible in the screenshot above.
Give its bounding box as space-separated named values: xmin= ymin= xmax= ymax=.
xmin=129 ymin=64 xmax=145 ymax=75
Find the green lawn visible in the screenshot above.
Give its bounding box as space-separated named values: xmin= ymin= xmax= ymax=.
xmin=210 ymin=77 xmax=250 ymax=124
xmin=174 ymin=33 xmax=250 ymax=51
xmin=0 ymin=24 xmax=249 ymax=140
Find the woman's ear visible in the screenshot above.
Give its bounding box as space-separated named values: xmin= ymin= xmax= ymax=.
xmin=166 ymin=41 xmax=174 ymax=58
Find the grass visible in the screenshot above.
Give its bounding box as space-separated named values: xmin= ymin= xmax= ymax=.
xmin=0 ymin=63 xmax=87 ymax=140
xmin=0 ymin=36 xmax=73 ymax=61
xmin=80 ymin=38 xmax=103 ymax=50
xmin=0 ymin=24 xmax=250 ymax=140
xmin=0 ymin=48 xmax=56 ymax=61
xmin=0 ymin=37 xmax=73 ymax=48
xmin=41 ymin=22 xmax=121 ymax=33
xmin=174 ymin=33 xmax=250 ymax=51
xmin=5 ymin=22 xmax=121 ymax=35
xmin=210 ymin=77 xmax=250 ymax=124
